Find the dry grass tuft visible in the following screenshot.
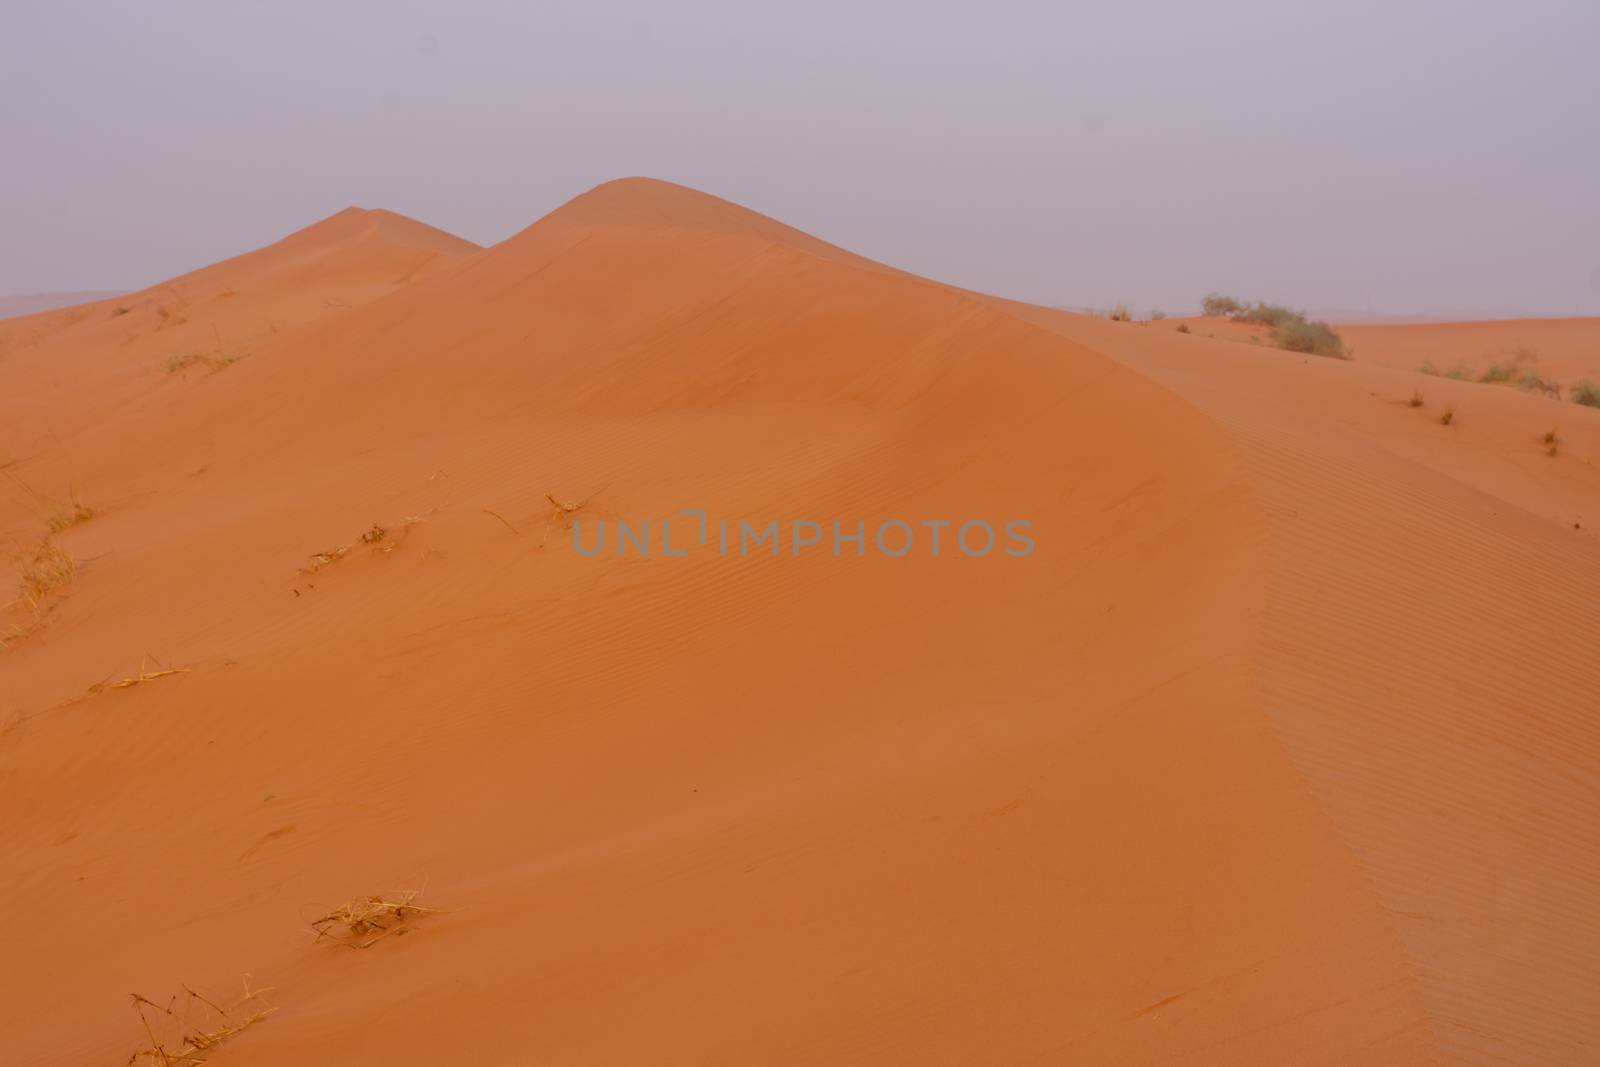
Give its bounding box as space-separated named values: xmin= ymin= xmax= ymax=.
xmin=1439 ymin=406 xmax=1455 ymax=427
xmin=127 ymin=979 xmax=275 ymax=1067
xmin=53 ymin=656 xmax=193 ymax=707
xmin=300 ymin=517 xmax=423 ymax=575
xmin=1175 ymin=323 xmax=1190 ymax=334
xmin=110 ymin=657 xmax=193 ymax=691
xmin=17 ymin=538 xmax=75 ymax=611
xmin=311 ymin=889 xmax=432 ymax=948
xmin=164 ymin=351 xmax=243 ymax=375
xmin=1 ymin=618 xmax=44 ymax=650
xmin=46 ymin=498 xmax=94 ymax=533
xmin=1107 ymin=304 xmax=1132 ymax=322
xmin=1408 ymin=390 xmax=1425 ymax=408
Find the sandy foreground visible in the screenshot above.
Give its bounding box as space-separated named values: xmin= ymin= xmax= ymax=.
xmin=2 ymin=179 xmax=1597 ymax=1065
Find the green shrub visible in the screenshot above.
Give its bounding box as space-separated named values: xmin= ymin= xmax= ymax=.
xmin=1242 ymin=302 xmax=1298 ymax=328
xmin=1202 ymin=293 xmax=1242 ymax=317
xmin=1515 ymin=370 xmax=1561 ymax=399
xmin=1479 ymin=363 xmax=1515 ymax=385
xmin=1273 ymin=316 xmax=1346 ymax=358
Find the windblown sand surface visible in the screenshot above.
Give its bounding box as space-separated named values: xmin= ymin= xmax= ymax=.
xmin=2 ymin=179 xmax=1596 ymax=1064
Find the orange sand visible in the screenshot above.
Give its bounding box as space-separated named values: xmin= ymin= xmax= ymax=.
xmin=2 ymin=179 xmax=1596 ymax=1064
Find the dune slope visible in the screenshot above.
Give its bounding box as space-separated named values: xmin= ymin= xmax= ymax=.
xmin=1005 ymin=307 xmax=1600 ymax=1065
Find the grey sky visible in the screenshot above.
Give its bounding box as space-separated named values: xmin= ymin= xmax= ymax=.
xmin=4 ymin=0 xmax=1597 ymax=317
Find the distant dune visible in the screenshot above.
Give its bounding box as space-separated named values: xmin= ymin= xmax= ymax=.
xmin=2 ymin=180 xmax=1596 ymax=1065
xmin=1340 ymin=316 xmax=1600 ymax=388
xmin=0 ymin=290 xmax=125 ymax=319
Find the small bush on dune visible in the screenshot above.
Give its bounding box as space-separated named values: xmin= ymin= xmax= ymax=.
xmin=1108 ymin=304 xmax=1132 ymax=322
xmin=1479 ymin=363 xmax=1515 ymax=385
xmin=1175 ymin=323 xmax=1190 ymax=334
xmin=1409 ymin=390 xmax=1425 ymax=407
xmin=1273 ymin=316 xmax=1346 ymax=358
xmin=1150 ymin=310 xmax=1167 ymax=321
xmin=1439 ymin=406 xmax=1455 ymax=426
xmin=1516 ymin=369 xmax=1561 ymax=399
xmin=1241 ymin=302 xmax=1298 ymax=329
xmin=1199 ymin=292 xmax=1346 ymax=358
xmin=1572 ymin=380 xmax=1600 ymax=408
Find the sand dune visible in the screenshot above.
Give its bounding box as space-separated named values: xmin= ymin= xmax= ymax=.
xmin=1339 ymin=317 xmax=1600 ymax=391
xmin=1180 ymin=313 xmax=1600 ymax=394
xmin=2 ymin=179 xmax=1596 ymax=1064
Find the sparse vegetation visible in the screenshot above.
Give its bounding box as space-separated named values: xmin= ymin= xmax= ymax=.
xmin=300 ymin=517 xmax=423 ymax=575
xmin=164 ymin=350 xmax=243 ymax=375
xmin=1200 ymin=292 xmax=1347 ymax=358
xmin=1543 ymin=428 xmax=1559 ymax=456
xmin=1108 ymin=304 xmax=1132 ymax=322
xmin=311 ymin=889 xmax=432 ymax=948
xmin=1270 ymin=315 xmax=1345 ymax=358
xmin=1516 ymin=369 xmax=1561 ymax=399
xmin=1408 ymin=390 xmax=1425 ymax=407
xmin=1572 ymin=380 xmax=1600 ymax=408
xmin=46 ymin=496 xmax=93 ymax=532
xmin=1479 ymin=362 xmax=1515 ymax=385
xmin=1420 ymin=358 xmax=1475 ymax=380
xmin=1150 ymin=310 xmax=1167 ymax=321
xmin=1175 ymin=323 xmax=1190 ymax=334
xmin=1439 ymin=406 xmax=1455 ymax=426
xmin=128 ymin=980 xmax=274 ymax=1067
xmin=16 ymin=539 xmax=74 ymax=612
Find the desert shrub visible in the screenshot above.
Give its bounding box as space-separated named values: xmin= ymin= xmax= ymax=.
xmin=1175 ymin=323 xmax=1190 ymax=334
xmin=1273 ymin=316 xmax=1346 ymax=358
xmin=1150 ymin=310 xmax=1167 ymax=321
xmin=1242 ymin=302 xmax=1298 ymax=328
xmin=1573 ymin=380 xmax=1600 ymax=408
xmin=1515 ymin=370 xmax=1561 ymax=399
xmin=1202 ymin=293 xmax=1243 ymax=317
xmin=1479 ymin=363 xmax=1515 ymax=385
xmin=1420 ymin=359 xmax=1439 ymax=376
xmin=1439 ymin=406 xmax=1455 ymax=426
xmin=1108 ymin=304 xmax=1132 ymax=322
xmin=1408 ymin=390 xmax=1425 ymax=407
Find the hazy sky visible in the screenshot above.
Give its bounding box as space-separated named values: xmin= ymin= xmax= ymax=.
xmin=4 ymin=1 xmax=1597 ymax=317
